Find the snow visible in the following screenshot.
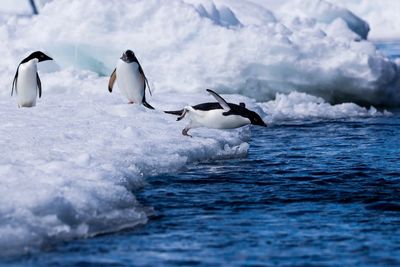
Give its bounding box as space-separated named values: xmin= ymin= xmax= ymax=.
xmin=331 ymin=0 xmax=400 ymax=40
xmin=5 ymin=0 xmax=400 ymax=39
xmin=261 ymin=92 xmax=385 ymax=122
xmin=248 ymin=0 xmax=400 ymax=40
xmin=0 ymin=0 xmax=396 ymax=256
xmin=0 ymin=0 xmax=396 ymax=106
xmin=278 ymin=0 xmax=370 ymax=39
xmin=0 ymin=0 xmax=399 ymax=107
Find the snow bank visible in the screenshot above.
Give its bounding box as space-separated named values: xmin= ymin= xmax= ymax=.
xmin=261 ymin=92 xmax=385 ymax=122
xmin=278 ymin=0 xmax=370 ymax=39
xmin=1 ymin=0 xmax=396 ymax=107
xmin=1 ymin=0 xmax=399 ymax=107
xmin=248 ymin=0 xmax=400 ymax=40
xmin=0 ymin=70 xmax=249 ymax=256
xmin=331 ymin=0 xmax=400 ymax=40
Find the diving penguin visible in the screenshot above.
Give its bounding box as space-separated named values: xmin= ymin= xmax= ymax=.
xmin=108 ymin=50 xmax=154 ymax=109
xmin=165 ymin=89 xmax=267 ymax=137
xmin=11 ymin=51 xmax=53 ymax=107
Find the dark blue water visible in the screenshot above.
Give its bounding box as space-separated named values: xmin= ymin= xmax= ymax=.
xmin=3 ymin=43 xmax=400 ymax=267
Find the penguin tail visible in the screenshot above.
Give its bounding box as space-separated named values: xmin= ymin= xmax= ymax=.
xmin=164 ymin=110 xmax=184 ymax=116
xmin=165 ymin=109 xmax=188 ymax=121
xmin=142 ymin=100 xmax=155 ymax=110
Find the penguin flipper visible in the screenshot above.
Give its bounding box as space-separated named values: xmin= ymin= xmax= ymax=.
xmin=206 ymin=89 xmax=230 ymax=112
xmin=222 ymin=111 xmax=233 ymax=116
xmin=142 ymin=95 xmax=155 ymax=110
xmin=139 ymin=64 xmax=152 ymax=96
xmin=108 ymin=68 xmax=116 ymax=93
xmin=36 ymin=73 xmax=42 ymax=98
xmin=11 ymin=66 xmax=19 ymax=96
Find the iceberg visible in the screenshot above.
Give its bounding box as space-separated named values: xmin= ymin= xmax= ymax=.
xmin=332 ymin=0 xmax=400 ymax=40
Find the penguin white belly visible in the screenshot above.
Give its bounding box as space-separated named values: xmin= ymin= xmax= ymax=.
xmin=116 ymin=61 xmax=144 ymax=103
xmin=17 ymin=60 xmax=38 ymax=107
xmin=191 ymin=109 xmax=251 ymax=129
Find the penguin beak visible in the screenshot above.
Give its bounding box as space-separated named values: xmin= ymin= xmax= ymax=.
xmin=253 ymin=119 xmax=267 ymax=127
xmin=259 ymin=120 xmax=267 ymax=127
xmin=40 ymin=55 xmax=53 ymax=62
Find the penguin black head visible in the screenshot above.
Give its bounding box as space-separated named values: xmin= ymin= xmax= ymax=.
xmin=247 ymin=110 xmax=267 ymax=127
xmin=121 ymin=50 xmax=138 ymax=63
xmin=24 ymin=51 xmax=53 ymax=63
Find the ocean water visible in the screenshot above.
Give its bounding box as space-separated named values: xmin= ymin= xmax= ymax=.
xmin=2 ymin=42 xmax=400 ymax=266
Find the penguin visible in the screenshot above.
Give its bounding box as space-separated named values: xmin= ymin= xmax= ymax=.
xmin=165 ymin=89 xmax=267 ymax=137
xmin=108 ymin=50 xmax=154 ymax=109
xmin=11 ymin=51 xmax=53 ymax=107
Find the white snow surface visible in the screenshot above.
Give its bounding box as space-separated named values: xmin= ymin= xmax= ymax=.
xmin=332 ymin=0 xmax=400 ymax=40
xmin=0 ymin=0 xmax=395 ymax=256
xmin=248 ymin=0 xmax=400 ymax=40
xmin=0 ymin=0 xmax=399 ymax=107
xmin=4 ymin=0 xmax=400 ymax=39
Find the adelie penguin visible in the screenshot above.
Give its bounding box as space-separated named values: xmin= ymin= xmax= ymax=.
xmin=11 ymin=51 xmax=53 ymax=107
xmin=108 ymin=50 xmax=154 ymax=109
xmin=165 ymin=89 xmax=267 ymax=137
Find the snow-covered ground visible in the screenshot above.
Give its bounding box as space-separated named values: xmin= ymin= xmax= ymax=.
xmin=0 ymin=0 xmax=397 ymax=256
xmin=1 ymin=0 xmax=399 ymax=106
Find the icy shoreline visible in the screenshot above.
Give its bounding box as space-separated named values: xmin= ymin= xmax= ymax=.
xmin=0 ymin=68 xmax=385 ymax=255
xmin=0 ymin=75 xmax=250 ymax=256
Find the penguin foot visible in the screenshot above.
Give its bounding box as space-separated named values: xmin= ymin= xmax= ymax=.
xmin=182 ymin=128 xmax=192 ymax=138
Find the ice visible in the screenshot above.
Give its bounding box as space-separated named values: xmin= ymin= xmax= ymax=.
xmin=193 ymin=1 xmax=242 ymax=28
xmin=261 ymin=92 xmax=385 ymax=122
xmin=331 ymin=0 xmax=400 ymax=40
xmin=3 ymin=0 xmax=399 ymax=39
xmin=278 ymin=0 xmax=370 ymax=39
xmin=248 ymin=0 xmax=400 ymax=40
xmin=0 ymin=0 xmax=397 ymax=106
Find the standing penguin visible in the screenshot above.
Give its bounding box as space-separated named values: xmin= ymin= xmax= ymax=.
xmin=108 ymin=50 xmax=154 ymax=109
xmin=165 ymin=89 xmax=267 ymax=137
xmin=11 ymin=51 xmax=53 ymax=107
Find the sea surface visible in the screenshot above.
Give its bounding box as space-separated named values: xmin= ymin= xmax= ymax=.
xmin=3 ymin=42 xmax=400 ymax=267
